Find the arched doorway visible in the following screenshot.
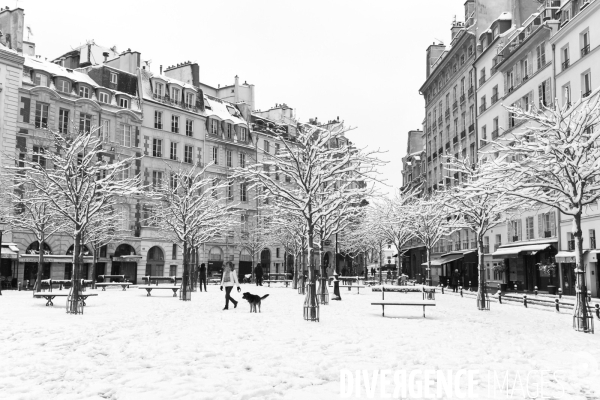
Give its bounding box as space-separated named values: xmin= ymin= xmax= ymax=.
xmin=65 ymin=244 xmax=92 ymax=280
xmin=207 ymin=246 xmax=223 ymax=277
xmin=24 ymin=242 xmax=52 ymax=287
xmin=260 ymin=248 xmax=271 ymax=277
xmin=286 ymin=254 xmax=294 ymax=275
xmin=112 ymin=243 xmax=138 ymax=283
xmin=239 ymin=248 xmax=252 ymax=281
xmin=146 ymin=246 xmax=165 ymax=277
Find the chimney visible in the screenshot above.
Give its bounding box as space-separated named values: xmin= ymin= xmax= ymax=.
xmin=426 ymin=42 xmax=446 ymax=78
xmin=103 ymin=51 xmax=109 ymax=63
xmin=451 ymin=20 xmax=464 ymax=40
xmin=160 ymin=65 xmax=163 ymax=74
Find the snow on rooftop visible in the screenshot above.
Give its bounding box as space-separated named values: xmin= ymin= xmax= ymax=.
xmin=24 ymin=56 xmax=100 ymax=88
xmin=204 ymin=97 xmax=247 ymax=125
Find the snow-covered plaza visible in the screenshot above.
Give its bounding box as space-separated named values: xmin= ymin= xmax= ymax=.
xmin=2 ymin=285 xmax=600 ymax=400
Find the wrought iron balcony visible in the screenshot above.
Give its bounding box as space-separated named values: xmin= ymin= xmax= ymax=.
xmin=491 ymin=129 xmax=499 ymax=140
xmin=445 ymin=109 xmax=450 ymax=119
xmin=468 ymin=124 xmax=475 ymax=133
xmin=452 ymin=101 xmax=458 ymax=111
xmin=460 ymin=94 xmax=466 ymax=104
xmin=582 ymin=44 xmax=591 ymax=57
xmin=583 ymin=90 xmax=592 ymax=98
xmin=479 ymin=75 xmax=486 ymax=86
xmin=479 ymin=103 xmax=486 ymax=114
xmin=468 ymin=86 xmax=474 ymax=98
xmin=460 ymin=130 xmax=466 ymax=139
xmin=562 ymin=59 xmax=570 ymax=71
xmin=491 ymin=93 xmax=498 ymax=104
xmin=453 ymin=136 xmax=458 ymax=144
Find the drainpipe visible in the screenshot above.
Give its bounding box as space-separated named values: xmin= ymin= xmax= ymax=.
xmin=551 ymin=44 xmax=557 ymax=103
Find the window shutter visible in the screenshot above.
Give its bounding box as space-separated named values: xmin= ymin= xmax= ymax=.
xmin=517 ymin=219 xmax=523 ymax=241
xmin=538 ymin=83 xmax=544 ymax=108
xmin=550 ymin=211 xmax=556 ymax=237
xmin=538 ymin=214 xmax=543 ymax=238
xmin=504 ymin=73 xmax=508 ymax=93
xmin=545 ymin=78 xmax=552 ymax=107
xmin=528 ymin=53 xmax=533 ymax=76
xmin=541 ymin=43 xmax=546 ymax=65
xmin=515 ymin=64 xmax=520 ymax=85
xmin=508 ymin=221 xmax=514 ymax=242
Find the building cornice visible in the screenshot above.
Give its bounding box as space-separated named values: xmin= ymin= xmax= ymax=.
xmin=0 ymin=48 xmax=25 ymax=67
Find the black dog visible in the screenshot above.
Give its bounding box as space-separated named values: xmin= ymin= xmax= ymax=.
xmin=242 ymin=292 xmax=269 ymax=313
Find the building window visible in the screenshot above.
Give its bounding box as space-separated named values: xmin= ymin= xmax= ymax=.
xmin=170 ymin=142 xmax=177 ymax=161
xmin=100 ymin=119 xmax=110 ymax=142
xmin=98 ymin=92 xmax=110 ymax=104
xmin=153 ymin=139 xmax=163 ymax=158
xmin=536 ymin=43 xmax=546 ymax=69
xmin=240 ymin=127 xmax=247 ymax=141
xmin=154 ymin=111 xmax=163 ymax=129
xmin=34 ymin=73 xmax=48 ymax=87
xmin=563 ymin=83 xmax=571 ymax=107
xmin=184 ymin=145 xmax=193 ymax=164
xmin=79 ymin=113 xmax=92 ymax=133
xmin=154 ymin=82 xmax=163 ymax=98
xmin=212 ymin=146 xmax=219 ymax=165
xmin=226 ymin=150 xmax=232 ymax=167
xmin=484 ymin=237 xmax=490 ymax=253
xmin=35 ymin=103 xmax=49 ymax=129
xmin=227 ymin=180 xmax=234 ymax=201
xmin=590 ymin=229 xmax=596 ymax=249
xmin=171 ymin=115 xmax=180 ymax=133
xmin=239 ymin=152 xmax=246 ymax=168
xmin=32 ymin=146 xmax=46 ymax=169
xmin=240 ymin=182 xmax=247 ymax=202
xmin=495 ymin=234 xmax=502 ymax=251
xmin=118 ymin=124 xmax=134 ymax=147
xmin=117 ymin=164 xmax=130 ymax=181
xmin=58 ymin=80 xmax=70 ymax=93
xmin=582 ymin=71 xmax=592 ymax=97
xmin=185 ymin=120 xmax=193 ymax=137
xmin=58 ymin=109 xmax=69 ymax=133
xmin=538 ymin=78 xmax=551 ymax=108
xmin=79 ymin=85 xmax=90 ymax=98
xmin=526 ymin=216 xmax=534 ymax=240
xmin=119 ymin=98 xmax=129 ymax=108
xmin=172 ymin=87 xmax=180 ymax=102
xmin=226 ymin=124 xmax=232 ymax=139
xmin=110 ymin=72 xmax=118 ymax=85
xmin=264 ymin=140 xmax=270 ymax=153
xmin=152 ymin=171 xmax=163 ymax=189
xmin=185 ymin=92 xmax=194 ymax=108
xmin=211 ymin=120 xmax=218 ymax=135
xmin=172 ymin=244 xmax=177 ymax=260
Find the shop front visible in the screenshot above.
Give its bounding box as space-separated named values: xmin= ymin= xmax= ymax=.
xmin=424 ymin=250 xmax=477 ymax=288
xmin=492 ymin=242 xmax=557 ymax=292
xmin=1 ymin=243 xmax=20 ymax=288
xmin=111 ymin=243 xmax=141 ymax=283
xmin=556 ymin=250 xmax=599 ymax=298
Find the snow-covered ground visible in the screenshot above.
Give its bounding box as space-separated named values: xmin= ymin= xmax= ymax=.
xmin=1 ymin=285 xmax=600 ymax=400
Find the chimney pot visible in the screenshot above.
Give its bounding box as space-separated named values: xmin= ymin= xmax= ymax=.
xmin=160 ymin=65 xmax=163 ymax=74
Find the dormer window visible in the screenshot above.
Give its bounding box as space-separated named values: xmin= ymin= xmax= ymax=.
xmin=172 ymin=87 xmax=180 ymax=102
xmin=154 ymin=82 xmax=164 ymax=98
xmin=79 ymin=85 xmax=90 ymax=98
xmin=226 ymin=124 xmax=232 ymax=139
xmin=57 ymin=79 xmax=70 ymax=93
xmin=110 ymin=72 xmax=118 ymax=85
xmin=210 ymin=119 xmax=218 ymax=135
xmin=185 ymin=92 xmax=194 ymax=108
xmin=240 ymin=127 xmax=247 ymax=142
xmin=98 ymin=92 xmax=110 ymax=104
xmin=120 ymin=97 xmax=129 ymax=108
xmin=34 ymin=73 xmax=48 ymax=87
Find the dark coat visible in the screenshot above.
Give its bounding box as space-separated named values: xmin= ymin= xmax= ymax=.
xmin=255 ymin=264 xmax=264 ymax=277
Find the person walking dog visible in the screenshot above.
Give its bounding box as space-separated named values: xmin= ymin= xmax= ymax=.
xmin=254 ymin=263 xmax=264 ymax=286
xmin=220 ymin=262 xmax=241 ymax=310
xmin=199 ymin=263 xmax=207 ymax=292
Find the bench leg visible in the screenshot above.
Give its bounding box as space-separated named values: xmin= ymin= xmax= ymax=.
xmin=423 ymin=306 xmax=425 ymax=318
xmin=46 ymin=296 xmax=55 ymax=306
xmin=172 ymin=289 xmax=177 ymax=297
xmin=145 ymin=289 xmax=152 ymax=296
xmin=122 ymin=285 xmax=127 ymax=291
xmin=81 ymin=296 xmax=87 ymax=307
xmin=382 ymin=305 xmax=385 ymax=317
xmin=102 ymin=287 xmax=106 ymax=291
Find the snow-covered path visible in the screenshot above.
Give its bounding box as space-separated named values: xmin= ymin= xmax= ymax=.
xmin=1 ymin=285 xmax=599 ymax=400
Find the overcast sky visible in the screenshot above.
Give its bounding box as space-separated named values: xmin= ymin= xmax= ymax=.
xmin=22 ymin=0 xmax=466 ymax=195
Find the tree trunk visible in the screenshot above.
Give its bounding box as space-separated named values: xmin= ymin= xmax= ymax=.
xmin=573 ymin=212 xmax=591 ymax=332
xmin=477 ymin=235 xmax=487 ymax=310
xmin=91 ymin=248 xmax=98 ymax=290
xmin=67 ymin=229 xmax=82 ymax=314
xmin=304 ymin=226 xmax=318 ymax=320
xmin=426 ymin=246 xmax=432 ymax=287
xmin=34 ymin=234 xmax=45 ymax=292
xmin=181 ymin=241 xmax=191 ymax=301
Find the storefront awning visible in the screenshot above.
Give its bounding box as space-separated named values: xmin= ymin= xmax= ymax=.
xmin=556 ymin=251 xmax=577 ymax=263
xmin=0 ymin=248 xmax=18 ymax=259
xmin=492 ymin=243 xmax=553 ymax=259
xmin=113 ymin=255 xmax=142 ymax=262
xmin=421 ymin=253 xmax=465 ymax=266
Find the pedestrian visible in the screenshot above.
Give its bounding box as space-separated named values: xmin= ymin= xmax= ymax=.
xmin=220 ymin=262 xmax=241 ymax=310
xmin=341 ymin=267 xmax=347 ymax=276
xmin=199 ymin=263 xmax=207 ymax=292
xmin=254 ymin=263 xmax=263 ymax=286
xmin=452 ymin=269 xmax=459 ymax=292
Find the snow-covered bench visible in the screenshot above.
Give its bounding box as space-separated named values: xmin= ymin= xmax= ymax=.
xmin=371 ymin=286 xmax=436 ymax=317
xmin=339 ymin=285 xmax=366 ymax=294
xmin=138 ymin=286 xmax=180 ymax=297
xmin=95 ymin=282 xmax=132 ymax=291
xmin=142 ymin=276 xmax=179 ymax=285
xmin=33 ymin=292 xmax=97 ymax=307
xmin=263 ymin=280 xmax=292 ymax=287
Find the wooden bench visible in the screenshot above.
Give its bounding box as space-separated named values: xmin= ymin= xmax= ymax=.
xmin=263 ymin=280 xmax=292 ymax=287
xmin=339 ymin=285 xmax=366 ymax=294
xmin=142 ymin=276 xmax=177 ymax=286
xmin=33 ymin=292 xmax=97 ymax=307
xmin=95 ymin=282 xmax=132 ymax=291
xmin=371 ymin=286 xmax=436 ymax=317
xmin=138 ymin=286 xmax=180 ymax=297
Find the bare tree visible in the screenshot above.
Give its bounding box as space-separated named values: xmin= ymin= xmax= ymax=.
xmin=444 ymin=155 xmax=527 ymax=310
xmin=150 ymin=162 xmax=238 ymax=301
xmin=490 ymin=95 xmax=600 ymax=332
xmin=234 ymin=214 xmax=272 ymax=281
xmin=8 ymin=128 xmax=141 ymax=314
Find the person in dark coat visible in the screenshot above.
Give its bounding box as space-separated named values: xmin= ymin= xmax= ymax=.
xmin=199 ymin=263 xmax=207 ymax=292
xmin=341 ymin=267 xmax=347 ymax=276
xmin=254 ymin=263 xmax=264 ymax=286
xmin=452 ymin=269 xmax=459 ymax=292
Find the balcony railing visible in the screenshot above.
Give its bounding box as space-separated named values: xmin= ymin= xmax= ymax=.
xmin=438 ymin=116 xmax=443 ymax=125
xmin=591 ymin=238 xmax=596 ymax=249
xmin=432 ymin=152 xmax=437 ymax=159
xmin=479 ymin=75 xmax=486 ymax=86
xmin=483 ymin=245 xmax=490 ymax=254
xmin=583 ymin=90 xmax=592 ymax=98
xmin=468 ymin=124 xmax=475 ymax=133
xmin=494 ymin=244 xmax=500 ymax=252
xmin=445 ymin=142 xmax=450 ymax=150
xmin=562 ymin=59 xmax=570 ymax=71
xmin=468 ymin=86 xmax=474 ymax=98
xmin=479 ymin=103 xmax=486 ymax=114
xmin=453 ymin=136 xmax=458 ymax=144
xmin=491 ymin=129 xmax=499 ymax=140
xmin=445 ymin=109 xmax=450 ymax=119
xmin=427 ymin=155 xmax=431 ymax=163
xmin=508 ymin=86 xmax=514 ymax=94
xmin=491 ymin=93 xmax=498 ymax=104
xmin=522 ymin=75 xmax=529 ymax=82
xmin=452 ymin=101 xmax=458 ymax=111
xmin=582 ymin=44 xmax=591 ymax=57
xmin=460 ymin=94 xmax=466 ymax=104
xmin=460 ymin=130 xmax=466 ymax=139
xmin=544 ymin=230 xmax=552 ymax=238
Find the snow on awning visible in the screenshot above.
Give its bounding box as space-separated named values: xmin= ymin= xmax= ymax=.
xmin=492 ymin=243 xmax=552 ymax=259
xmin=421 ymin=253 xmax=464 ymax=266
xmin=0 ymin=248 xmax=18 ymax=259
xmin=556 ymin=251 xmax=576 ymax=263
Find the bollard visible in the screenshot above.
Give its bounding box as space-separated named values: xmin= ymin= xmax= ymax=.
xmin=555 ymin=298 xmax=560 ymax=312
xmin=459 ymin=286 xmax=463 ymax=297
xmin=18 ymin=281 xmax=22 ymax=291
xmin=534 ymin=286 xmax=538 ymax=296
xmin=498 ymin=292 xmax=502 ymax=304
xmin=596 ymin=304 xmax=600 ymax=319
xmin=441 ymin=284 xmax=444 ymax=295
xmin=514 ymin=283 xmax=517 ymax=292
xmin=588 ymin=290 xmax=592 ymax=302
xmin=469 ymin=281 xmax=472 ymax=292
xmin=558 ymin=288 xmax=562 ymax=299
xmin=523 ymin=294 xmax=528 ymax=308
